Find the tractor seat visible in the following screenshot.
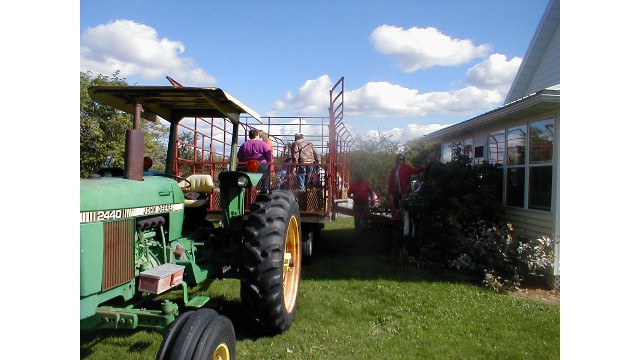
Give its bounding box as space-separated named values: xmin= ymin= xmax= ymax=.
xmin=178 ymin=174 xmax=214 ymax=208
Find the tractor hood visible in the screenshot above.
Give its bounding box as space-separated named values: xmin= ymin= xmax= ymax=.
xmin=80 ymin=176 xmax=185 ymax=221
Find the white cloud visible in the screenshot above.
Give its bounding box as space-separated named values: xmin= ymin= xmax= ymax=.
xmin=267 ymin=75 xmax=335 ymax=116
xmin=269 ymin=63 xmax=515 ymax=144
xmin=347 ymin=81 xmax=504 ymax=116
xmin=80 ymin=19 xmax=216 ymax=86
xmin=371 ymin=25 xmax=490 ymax=72
xmin=358 ymin=123 xmax=451 ymax=144
xmin=466 ymin=53 xmax=522 ymax=93
xmin=272 ymin=77 xmax=503 ymax=118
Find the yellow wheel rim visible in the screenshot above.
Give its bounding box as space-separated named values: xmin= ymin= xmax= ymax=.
xmin=212 ymin=342 xmax=230 ymax=360
xmin=282 ymin=215 xmax=301 ymax=313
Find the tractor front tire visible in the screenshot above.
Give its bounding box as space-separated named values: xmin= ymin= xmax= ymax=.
xmin=156 ymin=308 xmax=236 ymax=360
xmin=240 ymin=190 xmax=302 ymax=334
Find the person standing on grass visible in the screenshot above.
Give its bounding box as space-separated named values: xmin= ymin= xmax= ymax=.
xmin=387 ymin=153 xmax=424 ymax=220
xmin=347 ymin=172 xmax=375 ymax=233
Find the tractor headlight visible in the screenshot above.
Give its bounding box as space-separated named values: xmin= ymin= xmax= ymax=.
xmin=237 ymin=175 xmax=249 ymax=187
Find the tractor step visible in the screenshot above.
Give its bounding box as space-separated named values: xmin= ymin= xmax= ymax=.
xmin=179 ymin=282 xmax=210 ymax=308
xmin=185 ymin=296 xmax=210 ymax=308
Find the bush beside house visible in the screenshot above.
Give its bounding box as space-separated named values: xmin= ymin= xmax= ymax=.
xmin=405 ymin=153 xmax=555 ymax=292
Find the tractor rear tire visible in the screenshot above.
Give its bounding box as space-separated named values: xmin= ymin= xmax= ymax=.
xmin=156 ymin=308 xmax=236 ymax=360
xmin=239 ymin=190 xmax=301 ymax=334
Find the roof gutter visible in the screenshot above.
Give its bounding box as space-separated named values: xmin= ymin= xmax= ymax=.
xmin=423 ymin=88 xmax=559 ymax=142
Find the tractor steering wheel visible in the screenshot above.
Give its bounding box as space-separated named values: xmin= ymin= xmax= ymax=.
xmin=156 ymin=174 xmax=192 ymax=189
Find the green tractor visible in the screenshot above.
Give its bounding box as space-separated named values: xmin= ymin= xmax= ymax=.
xmin=80 ymin=86 xmax=302 ymax=360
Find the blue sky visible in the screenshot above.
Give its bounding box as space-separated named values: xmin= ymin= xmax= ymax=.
xmin=80 ymin=0 xmax=550 ymax=144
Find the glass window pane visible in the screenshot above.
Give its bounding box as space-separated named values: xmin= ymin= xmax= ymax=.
xmin=506 ymin=167 xmax=525 ymax=207
xmin=488 ymin=130 xmax=504 ymax=164
xmin=463 ymin=138 xmax=473 ymax=160
xmin=507 ymin=125 xmax=526 ymax=165
xmin=529 ymin=166 xmax=552 ymax=211
xmin=530 ymin=118 xmax=554 ymax=164
xmin=495 ymin=165 xmax=504 ymax=203
xmin=452 ymin=141 xmax=463 ymax=160
xmin=441 ymin=142 xmax=452 ymax=163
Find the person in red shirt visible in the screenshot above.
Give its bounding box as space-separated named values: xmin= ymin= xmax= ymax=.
xmin=347 ymin=173 xmax=375 ymax=232
xmin=387 ymin=154 xmax=424 ymax=220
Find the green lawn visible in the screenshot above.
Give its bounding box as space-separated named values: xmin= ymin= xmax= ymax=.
xmin=80 ymin=217 xmax=559 ymax=359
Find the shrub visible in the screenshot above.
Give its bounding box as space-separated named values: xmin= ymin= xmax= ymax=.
xmin=404 ymin=154 xmax=554 ymax=291
xmin=451 ymin=222 xmax=554 ymax=292
xmin=406 ymin=155 xmax=503 ymax=266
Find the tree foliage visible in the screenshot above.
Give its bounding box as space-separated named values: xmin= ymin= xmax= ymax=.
xmin=349 ymin=130 xmax=400 ymax=196
xmin=349 ymin=131 xmax=438 ymax=197
xmin=80 ymin=71 xmax=169 ymax=178
xmin=402 ymin=135 xmax=439 ymax=166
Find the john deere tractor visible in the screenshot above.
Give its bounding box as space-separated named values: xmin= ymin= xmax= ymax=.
xmin=80 ymin=86 xmax=302 ymax=360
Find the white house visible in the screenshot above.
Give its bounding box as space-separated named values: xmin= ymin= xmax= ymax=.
xmin=423 ymin=0 xmax=560 ymax=289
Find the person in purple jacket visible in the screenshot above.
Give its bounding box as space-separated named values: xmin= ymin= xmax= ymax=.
xmin=237 ymin=129 xmax=273 ymax=189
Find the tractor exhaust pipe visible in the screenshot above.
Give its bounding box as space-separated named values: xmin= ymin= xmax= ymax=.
xmin=124 ymin=103 xmax=145 ymax=181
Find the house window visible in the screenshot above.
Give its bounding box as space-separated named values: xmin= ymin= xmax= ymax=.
xmin=506 ymin=167 xmax=525 ymax=207
xmin=474 ymin=146 xmax=484 ymax=158
xmin=488 ymin=117 xmax=555 ymax=211
xmin=528 ymin=118 xmax=554 ymax=211
xmin=507 ymin=125 xmax=526 ymax=165
xmin=530 ymin=118 xmax=554 ymax=163
xmin=441 ymin=142 xmax=452 ymax=163
xmin=488 ymin=130 xmax=505 ymax=164
xmin=529 ymin=166 xmax=552 ymax=211
xmin=463 ymin=138 xmax=473 ymax=160
xmin=452 ymin=141 xmax=463 ymax=160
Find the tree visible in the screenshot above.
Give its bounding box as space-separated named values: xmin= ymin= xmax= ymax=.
xmin=349 ymin=130 xmax=400 ymax=196
xmin=80 ymin=71 xmax=169 ymax=178
xmin=143 ymin=121 xmax=170 ymax=171
xmin=80 ymin=71 xmax=130 ymax=178
xmin=403 ymin=135 xmax=439 ymax=167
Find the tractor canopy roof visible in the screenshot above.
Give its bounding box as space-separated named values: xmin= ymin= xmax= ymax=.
xmin=88 ymin=86 xmax=262 ymax=124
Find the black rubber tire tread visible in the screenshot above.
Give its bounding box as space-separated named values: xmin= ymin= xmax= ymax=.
xmin=301 ymin=225 xmax=313 ymax=265
xmin=239 ymin=190 xmax=301 ymax=334
xmin=167 ymin=308 xmax=222 ymax=360
xmin=156 ymin=311 xmax=195 ymax=360
xmin=192 ymin=314 xmax=236 ymax=360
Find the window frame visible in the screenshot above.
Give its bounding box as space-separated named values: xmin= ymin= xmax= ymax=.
xmin=499 ymin=117 xmax=555 ymax=211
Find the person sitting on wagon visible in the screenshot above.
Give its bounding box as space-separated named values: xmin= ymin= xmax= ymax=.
xmin=237 ymin=129 xmax=273 ymax=189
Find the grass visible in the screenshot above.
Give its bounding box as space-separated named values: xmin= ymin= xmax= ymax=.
xmin=80 ymin=216 xmax=559 ymax=359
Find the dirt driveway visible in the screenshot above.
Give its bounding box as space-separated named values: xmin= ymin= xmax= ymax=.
xmin=509 ymin=288 xmax=559 ymax=306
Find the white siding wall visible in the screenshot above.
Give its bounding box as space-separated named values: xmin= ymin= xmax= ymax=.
xmin=505 ymin=207 xmax=554 ymax=240
xmin=525 ymin=26 xmax=560 ymax=95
